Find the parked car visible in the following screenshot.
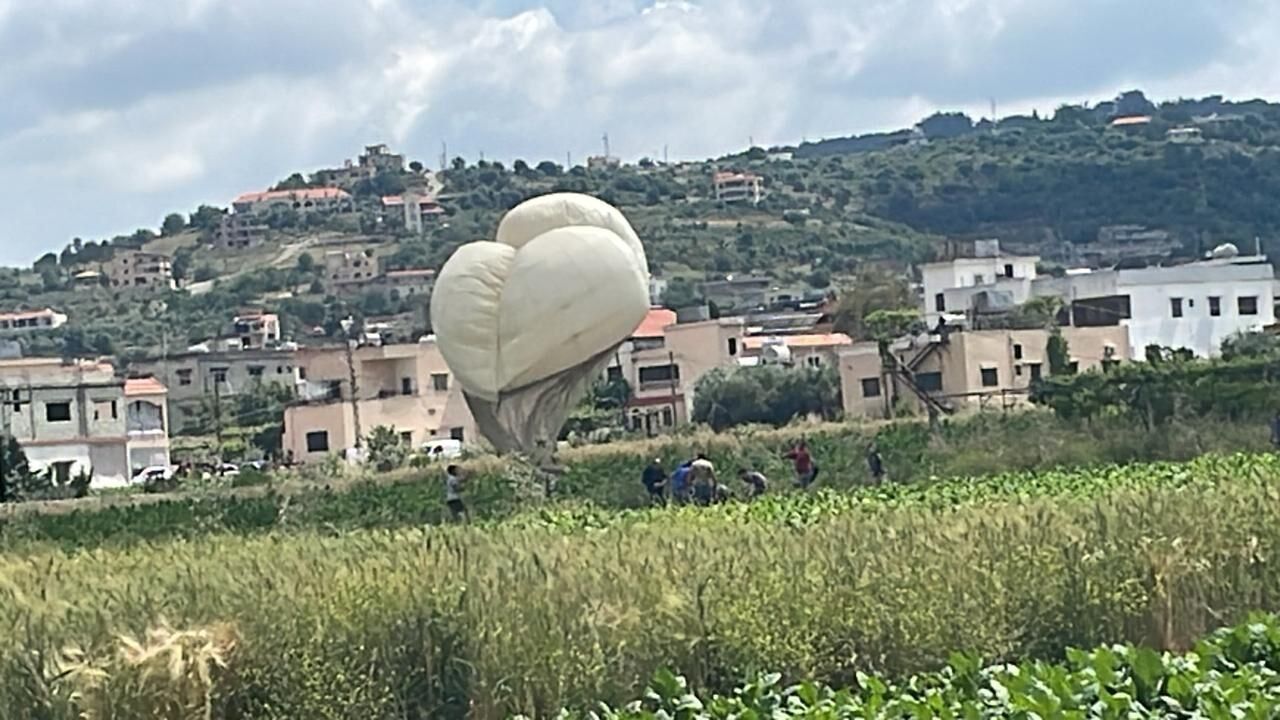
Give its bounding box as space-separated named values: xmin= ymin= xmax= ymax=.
xmin=419 ymin=439 xmax=463 ymax=461
xmin=130 ymin=465 xmax=174 ymax=486
xmin=216 ymin=463 xmax=240 ymax=478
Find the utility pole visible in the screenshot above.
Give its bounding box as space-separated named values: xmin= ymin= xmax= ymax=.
xmin=663 ymin=144 xmax=669 ymax=165
xmin=668 ymin=350 xmax=679 ymax=430
xmin=566 ymin=151 xmax=572 ymax=169
xmin=0 ymin=399 xmax=9 ymax=503
xmin=345 ymin=337 xmax=363 ymax=448
xmin=440 ymin=141 xmax=448 ymax=172
xmin=212 ymin=374 xmax=223 ymax=461
xmin=602 ymin=132 xmax=610 ymax=159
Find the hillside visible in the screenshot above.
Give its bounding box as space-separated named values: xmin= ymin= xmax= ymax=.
xmin=7 ymin=89 xmax=1280 ymax=356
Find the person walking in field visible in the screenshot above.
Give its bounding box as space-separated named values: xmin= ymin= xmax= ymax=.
xmin=866 ymin=445 xmax=886 ymax=485
xmin=641 ymin=458 xmax=667 ymax=504
xmin=738 ymin=467 xmax=768 ymax=499
xmin=690 ymin=453 xmax=718 ymax=506
xmin=445 ymin=464 xmax=468 ymax=522
xmin=784 ymin=440 xmax=817 ymax=489
xmin=1271 ymin=411 xmax=1280 ymax=450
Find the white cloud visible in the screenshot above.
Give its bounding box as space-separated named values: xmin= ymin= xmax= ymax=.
xmin=0 ymin=0 xmax=1277 ymax=264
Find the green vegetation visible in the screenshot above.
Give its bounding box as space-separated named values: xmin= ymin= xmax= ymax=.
xmin=691 ymin=365 xmax=842 ymax=430
xmin=3 ymin=452 xmax=1280 ymax=717
xmin=580 ymin=617 xmax=1280 ymax=718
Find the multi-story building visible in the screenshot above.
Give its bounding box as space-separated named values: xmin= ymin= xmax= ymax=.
xmin=926 ymin=241 xmax=1275 ymax=358
xmin=323 ymin=249 xmax=383 ymax=294
xmin=0 ymin=358 xmax=171 ymax=487
xmin=741 ymin=333 xmax=853 ymax=369
xmin=379 ymin=269 xmax=436 ymax=299
xmin=381 ymin=194 xmax=445 ymax=234
xmin=132 ymin=348 xmax=298 ymax=433
xmin=0 ymin=309 xmax=68 ymax=334
xmin=104 ymin=250 xmax=175 ymax=291
xmin=231 ymin=311 xmax=282 ymax=350
xmin=700 ymin=275 xmax=772 ymax=311
xmin=283 ymin=340 xmax=475 ymax=463
xmin=213 ymin=212 xmax=269 ymax=250
xmin=231 ymin=187 xmax=354 ymax=217
xmin=713 ymin=171 xmax=764 ymax=205
xmin=313 ymin=144 xmax=406 ymax=188
xmin=839 ymin=325 xmax=1131 ymax=420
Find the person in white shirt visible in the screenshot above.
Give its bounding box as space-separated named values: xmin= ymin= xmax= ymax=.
xmin=445 ymin=465 xmax=468 ymax=522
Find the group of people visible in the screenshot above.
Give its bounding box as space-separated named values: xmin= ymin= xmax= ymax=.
xmin=641 ymin=440 xmax=841 ymax=505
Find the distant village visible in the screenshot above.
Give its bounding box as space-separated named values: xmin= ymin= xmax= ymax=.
xmin=2 ymin=133 xmax=1277 ymax=488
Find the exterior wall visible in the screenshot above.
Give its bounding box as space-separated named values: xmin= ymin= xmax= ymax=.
xmin=921 ymin=256 xmax=1039 ymax=323
xmin=214 ymin=214 xmax=269 ymax=249
xmin=132 ymin=350 xmax=297 ymax=431
xmin=232 ymin=188 xmax=354 ymax=216
xmin=839 ymin=326 xmax=1130 ymax=419
xmin=285 ymin=341 xmax=476 ymax=463
xmin=0 ymin=309 xmax=68 ymax=333
xmin=105 ymin=251 xmax=175 ymax=291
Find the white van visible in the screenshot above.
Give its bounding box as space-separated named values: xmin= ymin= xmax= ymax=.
xmin=419 ymin=438 xmax=463 ymax=461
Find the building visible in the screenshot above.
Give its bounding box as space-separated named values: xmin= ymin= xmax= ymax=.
xmin=1166 ymin=127 xmax=1204 ymax=144
xmin=0 ymin=358 xmax=171 ymax=488
xmin=839 ymin=325 xmax=1130 ymax=420
xmin=231 ymin=188 xmax=354 ymax=216
xmin=1110 ymin=115 xmax=1153 ymax=128
xmin=381 ymin=194 xmax=445 ymax=234
xmin=132 ymin=348 xmax=298 ymax=433
xmin=741 ymin=333 xmax=853 ymax=369
xmin=0 ymin=309 xmax=68 ymax=334
xmin=213 ymin=212 xmax=269 ymax=250
xmin=648 ymin=276 xmax=669 ymax=306
xmin=231 ymin=311 xmax=282 ymax=350
xmin=713 ymin=171 xmax=764 ymax=205
xmin=104 ymin=250 xmax=176 ymax=291
xmin=380 ymin=269 xmax=436 ymax=299
xmin=922 ymin=240 xmax=1040 ymax=325
xmin=323 ymin=249 xmax=384 ymax=294
xmin=610 ymin=308 xmax=746 ymax=434
xmin=701 ymin=275 xmax=772 ymax=311
xmin=587 ymin=155 xmax=621 ymax=170
xmin=283 ymin=340 xmax=476 ymax=463
xmin=72 ymin=270 xmax=104 ymax=290
xmin=313 ymin=144 xmax=406 ymax=188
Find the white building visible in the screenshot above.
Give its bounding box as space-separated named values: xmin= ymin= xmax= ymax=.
xmin=713 ymin=171 xmax=764 ymax=205
xmin=0 ymin=309 xmax=68 ymax=334
xmin=921 ymin=241 xmax=1040 ymax=325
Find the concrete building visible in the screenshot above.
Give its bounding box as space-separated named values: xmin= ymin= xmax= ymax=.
xmin=0 ymin=309 xmax=68 ymax=334
xmin=713 ymin=171 xmax=764 ymax=205
xmin=611 ymin=308 xmax=746 ymax=434
xmin=0 ymin=358 xmax=171 ymax=488
xmin=587 ymin=155 xmax=621 ymax=170
xmin=232 ymin=188 xmax=354 ymax=216
xmin=213 ymin=213 xmax=269 ymax=250
xmin=381 ymin=194 xmax=445 ymax=234
xmin=324 ymin=249 xmax=383 ymax=294
xmin=132 ymin=349 xmax=298 ymax=433
xmin=380 ymin=269 xmax=436 ymax=299
xmin=72 ymin=270 xmax=105 ymax=290
xmin=922 ymin=241 xmax=1040 ymax=325
xmin=741 ymin=332 xmax=853 ymax=369
xmin=284 ymin=340 xmax=475 ymax=463
xmin=313 ymin=144 xmax=406 ymax=189
xmin=231 ymin=311 xmax=282 ymax=350
xmin=839 ymin=325 xmax=1130 ymax=420
xmin=648 ymin=276 xmax=669 ymax=306
xmin=104 ymin=250 xmax=175 ymax=291
xmin=701 ymin=275 xmax=772 ymax=311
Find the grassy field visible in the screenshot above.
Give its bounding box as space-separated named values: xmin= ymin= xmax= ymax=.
xmin=2 ymin=411 xmax=1271 ymax=550
xmin=3 ymin=452 xmax=1280 ymax=718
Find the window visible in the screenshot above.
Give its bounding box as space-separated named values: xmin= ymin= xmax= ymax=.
xmin=934 ymin=293 xmax=946 ymax=312
xmin=298 ymin=367 xmax=308 ymax=381
xmin=1208 ymin=296 xmax=1221 ymax=317
xmin=325 ymin=380 xmax=342 ymax=400
xmin=176 ymin=369 xmax=193 ymax=386
xmin=449 ymin=427 xmax=465 ymax=441
xmin=1015 ymin=365 xmax=1023 ymax=377
xmin=431 ymin=373 xmax=449 ymax=391
xmin=728 ymin=337 xmax=738 ymax=356
xmin=1013 ymin=343 xmax=1023 ymax=360
xmin=638 ymin=364 xmax=680 ymax=384
xmin=399 ymin=431 xmax=413 ymax=445
xmin=1069 ymin=361 xmax=1080 ymax=374
xmin=973 ymin=274 xmax=985 ymax=286
xmin=1004 ymin=263 xmax=1014 ymax=278
xmin=860 ymin=377 xmax=881 ymax=398
xmin=51 ymin=461 xmax=74 ymax=486
xmin=401 ymin=377 xmax=413 ymax=395
xmin=915 ymin=371 xmax=943 ymax=393
xmin=1170 ymin=297 xmax=1183 ymax=318
xmin=93 ymin=400 xmax=117 ymax=421
xmin=305 ymin=431 xmax=330 ymax=453
xmin=248 ymin=366 xmax=265 ymax=378
xmin=1240 ymin=296 xmax=1259 ymax=316
xmin=806 ymin=356 xmax=822 ymax=368
xmin=606 ymin=366 xmax=623 ymax=381
xmin=662 ymin=407 xmax=674 ymax=426
xmin=1029 ymin=363 xmax=1043 ymax=381
xmin=211 ymin=368 xmax=228 ymax=384
xmin=45 ymin=402 xmax=72 ymax=423
xmin=980 ymin=367 xmax=999 ymax=387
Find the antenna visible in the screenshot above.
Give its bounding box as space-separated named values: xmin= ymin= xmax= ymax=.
xmin=566 ymin=151 xmax=571 ymax=168
xmin=990 ymin=97 xmax=997 ymax=121
xmin=602 ymin=132 xmax=610 ymax=159
xmin=440 ymin=141 xmax=447 ymax=171
xmin=748 ymin=135 xmax=754 ymax=148
xmin=663 ymin=144 xmax=669 ymax=165
xmin=479 ymin=150 xmax=485 ymax=162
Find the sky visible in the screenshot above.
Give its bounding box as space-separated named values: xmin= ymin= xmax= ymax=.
xmin=1 ymin=0 xmax=1278 ymax=266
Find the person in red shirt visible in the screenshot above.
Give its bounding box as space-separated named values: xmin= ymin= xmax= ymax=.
xmin=784 ymin=440 xmax=817 ymax=489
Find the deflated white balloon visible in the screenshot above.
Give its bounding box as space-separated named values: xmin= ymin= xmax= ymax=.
xmin=431 ymin=193 xmax=650 ymax=402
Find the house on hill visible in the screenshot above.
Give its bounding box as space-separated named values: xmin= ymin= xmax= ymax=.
xmin=232 ymin=188 xmax=354 ymax=217
xmin=104 ymin=250 xmax=175 ymax=291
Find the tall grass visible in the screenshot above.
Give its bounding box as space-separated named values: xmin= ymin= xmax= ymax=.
xmin=2 ymin=454 xmax=1280 ymax=718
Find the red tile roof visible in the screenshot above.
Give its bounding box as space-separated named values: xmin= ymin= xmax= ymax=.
xmin=633 ymin=308 xmax=677 ymax=338
xmin=125 ymin=377 xmax=168 ymax=396
xmin=1110 ymin=115 xmax=1152 ymax=127
xmin=234 ymin=187 xmax=351 ymax=204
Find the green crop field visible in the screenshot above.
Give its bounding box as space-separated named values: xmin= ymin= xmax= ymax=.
xmin=3 ymin=452 xmax=1280 ymax=718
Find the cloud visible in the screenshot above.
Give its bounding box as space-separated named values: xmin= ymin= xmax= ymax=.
xmin=1 ymin=0 xmax=1278 ymax=265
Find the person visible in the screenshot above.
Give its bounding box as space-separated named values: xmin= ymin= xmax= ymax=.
xmin=866 ymin=445 xmax=885 ymax=485
xmin=784 ymin=441 xmax=817 ymax=489
xmin=445 ymin=464 xmax=468 ymax=522
xmin=669 ymin=459 xmax=694 ymax=505
xmin=739 ymin=467 xmax=768 ymax=499
xmin=690 ymin=453 xmax=718 ymax=506
xmin=641 ymin=458 xmax=667 ymax=504
xmin=1271 ymin=411 xmax=1280 ymax=450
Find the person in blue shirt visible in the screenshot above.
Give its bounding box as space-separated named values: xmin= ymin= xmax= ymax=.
xmin=669 ymin=459 xmax=694 ymax=505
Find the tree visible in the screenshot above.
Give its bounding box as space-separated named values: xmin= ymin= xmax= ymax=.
xmin=33 ymin=253 xmax=58 ymax=274
xmin=536 ymin=160 xmax=562 ymax=176
xmin=745 ymin=146 xmax=767 ymax=161
xmin=296 ymin=252 xmax=317 ymax=274
xmin=408 ymin=160 xmax=425 ymax=173
xmin=1221 ymin=331 xmax=1280 ymax=360
xmin=831 ymin=269 xmax=914 ymax=340
xmin=161 ymin=212 xmax=187 ymax=236
xmin=273 ymin=173 xmax=310 ymax=191
xmin=661 ymin=278 xmax=700 ymax=310
xmin=172 ymin=247 xmax=193 ymax=283
xmin=193 ymin=266 xmax=217 ymax=283
xmin=189 ymin=205 xmax=225 ymax=232
xmin=1115 ymin=89 xmax=1156 ymax=117
xmin=918 ymin=111 xmax=974 ymax=139
xmin=692 ymin=365 xmax=841 ymax=431
xmin=451 ymin=157 xmax=467 ymax=171
xmin=0 ymin=435 xmax=31 ymax=503
xmin=365 ymin=425 xmax=409 ymax=472
xmin=1046 ymin=328 xmax=1072 ymax=375
xmin=91 ymin=333 xmax=116 ymax=356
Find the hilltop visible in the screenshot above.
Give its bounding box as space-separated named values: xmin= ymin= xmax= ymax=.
xmin=6 ymin=89 xmax=1280 ymax=357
